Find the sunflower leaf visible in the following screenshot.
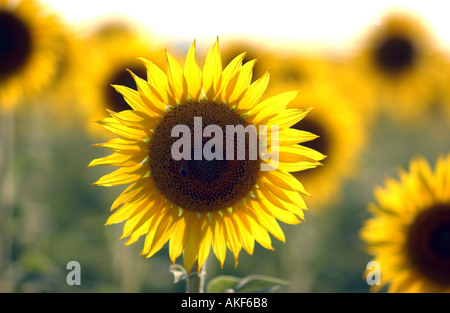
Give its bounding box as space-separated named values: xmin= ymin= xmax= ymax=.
xmin=169 ymin=264 xmax=188 ymax=284
xmin=234 ymin=275 xmax=288 ymax=293
xmin=206 ymin=275 xmax=288 ymax=293
xmin=206 ymin=275 xmax=241 ymax=293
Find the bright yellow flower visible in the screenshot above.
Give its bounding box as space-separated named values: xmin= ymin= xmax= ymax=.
xmin=361 ymin=154 xmax=450 ymax=292
xmin=0 ymin=0 xmax=61 ymax=110
xmin=90 ymin=39 xmax=326 ymax=272
xmin=34 ymin=24 xmax=89 ymax=129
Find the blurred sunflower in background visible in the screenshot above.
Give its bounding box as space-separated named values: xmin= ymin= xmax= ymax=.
xmin=361 ymin=154 xmax=450 ymax=292
xmin=220 ymin=38 xmax=272 ymax=83
xmin=83 ymin=17 xmax=140 ymax=45
xmin=266 ymin=52 xmax=366 ymax=210
xmin=266 ymin=51 xmax=331 ymax=87
xmin=79 ymin=22 xmax=166 ymax=138
xmin=326 ymin=57 xmax=378 ymax=128
xmin=0 ymin=0 xmax=61 ymax=110
xmin=435 ymin=56 xmax=450 ymax=121
xmin=352 ymin=11 xmax=445 ymax=124
xmin=35 ymin=24 xmax=88 ymax=128
xmin=89 ymin=39 xmax=326 ymax=273
xmin=288 ymin=85 xmax=365 ymax=210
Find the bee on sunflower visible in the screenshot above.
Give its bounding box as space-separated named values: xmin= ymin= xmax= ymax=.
xmin=89 ymin=39 xmax=326 ymax=274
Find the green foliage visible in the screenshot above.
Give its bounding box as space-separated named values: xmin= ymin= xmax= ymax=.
xmin=207 ymin=275 xmax=288 ymax=293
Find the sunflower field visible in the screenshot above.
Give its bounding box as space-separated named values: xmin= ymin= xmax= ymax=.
xmin=0 ymin=0 xmax=449 ymax=294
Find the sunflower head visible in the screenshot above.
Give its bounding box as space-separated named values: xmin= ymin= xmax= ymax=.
xmin=361 ymin=154 xmax=450 ymax=292
xmin=353 ymin=10 xmax=444 ymax=124
xmin=0 ymin=4 xmax=31 ymax=75
xmin=0 ymin=0 xmax=61 ymax=109
xmin=90 ymin=39 xmax=325 ymax=272
xmin=364 ymin=11 xmax=435 ymax=76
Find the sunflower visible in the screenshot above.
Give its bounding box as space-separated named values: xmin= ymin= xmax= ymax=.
xmin=89 ymin=39 xmax=325 ymax=272
xmin=326 ymin=57 xmax=378 ymax=128
xmin=35 ymin=23 xmax=88 ymax=128
xmin=353 ymin=10 xmax=444 ymax=124
xmin=79 ymin=28 xmax=166 ymax=137
xmin=288 ymin=85 xmax=365 ymax=209
xmin=360 ymin=154 xmax=450 ymax=292
xmin=0 ymin=0 xmax=61 ymax=110
xmin=83 ymin=17 xmax=139 ymax=45
xmin=434 ymin=57 xmax=450 ymax=121
xmin=264 ymin=52 xmax=366 ymax=209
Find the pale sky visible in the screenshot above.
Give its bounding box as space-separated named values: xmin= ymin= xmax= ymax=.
xmin=40 ymin=0 xmax=450 ymax=51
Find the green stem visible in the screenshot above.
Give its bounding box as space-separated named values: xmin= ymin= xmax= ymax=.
xmin=186 ymin=261 xmax=207 ymax=293
xmin=0 ymin=107 xmax=15 ymax=292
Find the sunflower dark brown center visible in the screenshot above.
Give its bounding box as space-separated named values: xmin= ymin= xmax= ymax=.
xmin=105 ymin=63 xmax=147 ymax=112
xmin=0 ymin=11 xmax=32 ymax=76
xmin=406 ymin=204 xmax=450 ymax=285
xmin=148 ymin=101 xmax=260 ymax=213
xmin=374 ymin=35 xmax=416 ymax=74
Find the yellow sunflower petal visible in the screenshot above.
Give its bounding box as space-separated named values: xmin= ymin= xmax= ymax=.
xmin=111 ymin=84 xmax=161 ymax=118
xmin=235 ymin=70 xmax=270 ymax=113
xmin=121 ymin=195 xmax=163 ymax=239
xmin=169 ymin=216 xmax=186 ymax=264
xmin=236 ymin=201 xmax=273 ymax=250
xmin=267 ymin=107 xmax=313 ymax=130
xmin=144 ymin=207 xmax=178 ymax=259
xmin=227 ymin=59 xmax=257 ymax=104
xmin=211 ymin=213 xmax=227 ymax=268
xmin=93 ymin=163 xmax=148 ymax=187
xmin=247 ymin=91 xmax=299 ymax=125
xmin=217 ymin=52 xmax=246 ymax=104
xmin=88 ymin=152 xmax=144 ymax=167
xmin=182 ymin=212 xmax=201 ymax=273
xmin=137 ymin=57 xmax=170 ymax=104
xmin=96 ymin=117 xmax=149 ymax=139
xmin=127 ymin=70 xmax=167 ymax=115
xmin=166 ymin=51 xmax=188 ymax=103
xmin=108 ymin=177 xmax=154 ymax=211
xmin=92 ymin=137 xmax=148 ymax=154
xmin=244 ymin=195 xmax=285 ymax=242
xmin=262 ymin=170 xmax=311 ymax=196
xmin=232 ymin=211 xmax=255 ymax=255
xmin=203 ymin=38 xmax=222 ymax=101
xmin=197 ymin=217 xmax=212 ymax=270
xmin=222 ymin=210 xmax=241 ymax=267
xmin=184 ymin=40 xmax=203 ymax=101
